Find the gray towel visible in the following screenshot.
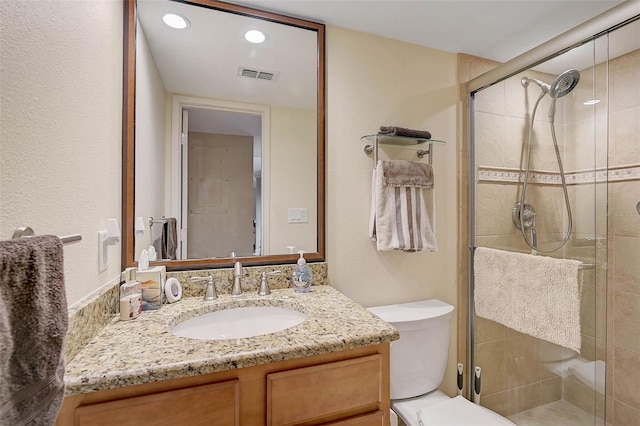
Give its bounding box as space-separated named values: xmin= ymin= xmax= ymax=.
xmin=378 ymin=126 xmax=432 ymax=140
xmin=382 ymin=160 xmax=434 ymax=188
xmin=164 ymin=218 xmax=177 ymax=260
xmin=0 ymin=235 xmax=67 ymax=426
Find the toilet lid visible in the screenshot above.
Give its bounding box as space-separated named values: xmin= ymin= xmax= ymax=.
xmin=416 ymin=396 xmax=515 ymax=426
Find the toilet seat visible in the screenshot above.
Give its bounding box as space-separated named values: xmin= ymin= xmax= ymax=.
xmin=393 ymin=393 xmax=515 ymax=426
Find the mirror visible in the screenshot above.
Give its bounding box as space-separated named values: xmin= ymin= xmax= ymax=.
xmin=123 ymin=0 xmax=325 ymax=270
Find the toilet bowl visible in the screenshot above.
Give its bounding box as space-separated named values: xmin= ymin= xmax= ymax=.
xmin=368 ymin=299 xmax=515 ymax=426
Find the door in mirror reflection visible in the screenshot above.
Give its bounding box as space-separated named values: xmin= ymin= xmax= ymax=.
xmin=187 ymin=130 xmax=255 ymax=259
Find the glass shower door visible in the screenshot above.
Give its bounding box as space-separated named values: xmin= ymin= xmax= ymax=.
xmin=470 ymin=34 xmax=607 ymax=425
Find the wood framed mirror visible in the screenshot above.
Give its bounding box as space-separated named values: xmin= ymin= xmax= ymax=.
xmin=122 ymin=0 xmax=325 ymax=270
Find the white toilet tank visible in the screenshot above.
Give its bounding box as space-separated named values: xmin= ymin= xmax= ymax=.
xmin=368 ymin=299 xmax=454 ymax=400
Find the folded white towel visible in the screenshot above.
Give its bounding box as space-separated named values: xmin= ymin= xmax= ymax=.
xmin=474 ymin=247 xmax=582 ymax=353
xmin=369 ymin=160 xmax=437 ymax=252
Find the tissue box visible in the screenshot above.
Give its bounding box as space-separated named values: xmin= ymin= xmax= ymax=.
xmin=137 ymin=266 xmax=166 ymax=310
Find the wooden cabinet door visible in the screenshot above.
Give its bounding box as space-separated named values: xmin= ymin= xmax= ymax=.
xmin=267 ymin=355 xmax=383 ymax=425
xmin=74 ymin=380 xmax=239 ymax=426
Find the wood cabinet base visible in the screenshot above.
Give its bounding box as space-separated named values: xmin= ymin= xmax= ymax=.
xmin=57 ymin=344 xmax=390 ymax=426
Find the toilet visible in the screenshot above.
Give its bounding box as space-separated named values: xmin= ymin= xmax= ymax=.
xmin=368 ymin=299 xmax=515 ymax=426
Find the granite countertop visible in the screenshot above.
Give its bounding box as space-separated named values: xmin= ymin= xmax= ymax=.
xmin=64 ymin=285 xmax=399 ymax=395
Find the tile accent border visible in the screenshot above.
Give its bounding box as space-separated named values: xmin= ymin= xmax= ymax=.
xmin=477 ymin=164 xmax=640 ymax=185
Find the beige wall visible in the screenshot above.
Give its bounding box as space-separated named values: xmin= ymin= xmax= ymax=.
xmin=0 ymin=0 xmax=123 ymax=306
xmin=1 ymin=8 xmax=461 ymax=396
xmin=269 ymin=106 xmax=317 ymax=255
xmin=325 ymin=26 xmax=459 ymax=395
xmin=134 ymin=20 xmax=168 ymax=259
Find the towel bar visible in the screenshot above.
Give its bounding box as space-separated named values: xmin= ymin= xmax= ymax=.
xmin=149 ymin=216 xmax=168 ymax=227
xmin=470 ymin=246 xmax=595 ymax=270
xmin=12 ymin=226 xmax=82 ymax=245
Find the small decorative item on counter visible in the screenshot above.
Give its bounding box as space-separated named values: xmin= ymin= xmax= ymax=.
xmin=292 ymin=251 xmax=312 ymax=293
xmin=164 ymin=277 xmax=182 ymax=303
xmin=119 ymin=267 xmax=143 ymax=320
xmin=137 ymin=265 xmax=166 ymax=310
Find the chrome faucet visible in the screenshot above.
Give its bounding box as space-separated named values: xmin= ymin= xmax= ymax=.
xmin=190 ymin=275 xmax=217 ymax=301
xmin=258 ymin=270 xmax=282 ymax=296
xmin=231 ymin=261 xmax=243 ymax=297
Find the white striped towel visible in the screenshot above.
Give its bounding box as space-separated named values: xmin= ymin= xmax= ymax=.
xmin=369 ymin=160 xmax=437 ymax=252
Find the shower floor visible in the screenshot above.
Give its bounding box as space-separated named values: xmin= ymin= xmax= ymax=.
xmin=508 ymin=400 xmax=598 ymax=426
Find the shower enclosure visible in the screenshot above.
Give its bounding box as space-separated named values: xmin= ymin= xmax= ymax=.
xmin=465 ymin=10 xmax=639 ymax=426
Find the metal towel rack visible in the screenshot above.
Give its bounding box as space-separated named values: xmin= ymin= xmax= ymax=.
xmin=12 ymin=226 xmax=82 ymax=245
xmin=470 ymin=246 xmax=594 ymax=270
xmin=360 ymin=134 xmax=446 ymax=167
xmin=149 ymin=216 xmax=168 ymax=228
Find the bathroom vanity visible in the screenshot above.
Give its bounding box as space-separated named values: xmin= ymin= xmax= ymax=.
xmin=55 ymin=286 xmax=398 ymax=425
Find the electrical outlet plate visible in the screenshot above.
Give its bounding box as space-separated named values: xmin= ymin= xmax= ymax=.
xmin=98 ymin=230 xmax=108 ymax=272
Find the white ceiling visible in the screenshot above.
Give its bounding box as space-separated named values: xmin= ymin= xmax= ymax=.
xmin=139 ymin=0 xmax=630 ymax=113
xmin=137 ymin=0 xmax=318 ymax=110
xmin=138 ymin=0 xmax=636 ymax=148
xmin=229 ymin=0 xmax=626 ymax=63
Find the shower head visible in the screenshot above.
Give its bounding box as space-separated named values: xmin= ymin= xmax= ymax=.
xmin=522 ymin=69 xmax=581 ymax=122
xmin=520 ymin=69 xmax=580 ymax=98
xmin=549 ymin=69 xmax=580 ymax=98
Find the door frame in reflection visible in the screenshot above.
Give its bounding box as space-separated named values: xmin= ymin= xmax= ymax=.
xmin=170 ymin=95 xmax=271 ymax=258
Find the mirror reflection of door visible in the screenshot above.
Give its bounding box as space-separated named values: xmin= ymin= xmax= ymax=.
xmin=182 ymin=107 xmax=262 ymax=259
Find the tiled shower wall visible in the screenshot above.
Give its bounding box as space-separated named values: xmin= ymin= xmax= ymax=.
xmin=605 ymin=47 xmax=640 ymax=425
xmin=459 ymin=33 xmax=639 ymax=424
xmin=473 ymin=65 xmax=573 ymax=417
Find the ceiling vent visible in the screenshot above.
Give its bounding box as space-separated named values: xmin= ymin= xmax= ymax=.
xmin=237 ymin=66 xmax=279 ymax=82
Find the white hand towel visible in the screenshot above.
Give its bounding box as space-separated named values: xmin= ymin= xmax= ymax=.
xmin=474 ymin=247 xmax=582 ymax=353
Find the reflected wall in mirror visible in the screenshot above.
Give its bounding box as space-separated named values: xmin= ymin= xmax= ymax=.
xmin=123 ymin=0 xmax=325 ymax=270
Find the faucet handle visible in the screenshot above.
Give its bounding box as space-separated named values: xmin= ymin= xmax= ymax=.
xmin=258 ymin=270 xmax=282 ymax=296
xmin=190 ymin=275 xmax=217 ymax=301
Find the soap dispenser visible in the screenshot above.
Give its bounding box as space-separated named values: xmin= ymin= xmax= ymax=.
xmin=292 ymin=251 xmax=312 ymax=293
xmin=119 ymin=267 xmax=143 ymax=321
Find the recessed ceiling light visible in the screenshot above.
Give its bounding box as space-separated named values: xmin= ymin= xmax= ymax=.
xmin=163 ymin=13 xmax=189 ymax=30
xmin=245 ymin=30 xmax=266 ymax=44
xmin=583 ymin=99 xmax=601 ymax=105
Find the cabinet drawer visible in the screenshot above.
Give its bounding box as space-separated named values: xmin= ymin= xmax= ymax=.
xmin=74 ymin=379 xmax=239 ymax=426
xmin=267 ymin=355 xmax=382 ymax=425
xmin=323 ymin=411 xmax=385 ymax=426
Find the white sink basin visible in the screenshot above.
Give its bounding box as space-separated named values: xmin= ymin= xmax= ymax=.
xmin=171 ymin=306 xmax=306 ymax=340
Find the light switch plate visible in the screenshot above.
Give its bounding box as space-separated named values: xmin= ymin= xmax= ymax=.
xmin=98 ymin=230 xmax=108 ymax=272
xmin=288 ymin=208 xmax=308 ymax=223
